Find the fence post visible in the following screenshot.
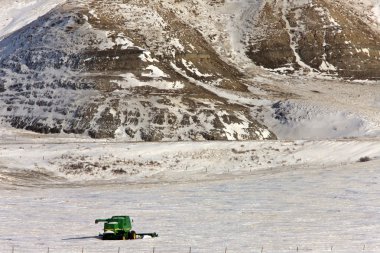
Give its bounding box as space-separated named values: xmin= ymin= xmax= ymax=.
xmin=189 ymin=246 xmax=191 ymax=253
xmin=153 ymin=247 xmax=155 ymax=253
xmin=261 ymin=246 xmax=264 ymax=253
xmin=82 ymin=247 xmax=84 ymax=253
xmin=225 ymin=247 xmax=227 ymax=253
xmin=12 ymin=246 xmax=14 ymax=253
xmin=118 ymin=247 xmax=120 ymax=253
xmin=47 ymin=247 xmax=50 ymax=253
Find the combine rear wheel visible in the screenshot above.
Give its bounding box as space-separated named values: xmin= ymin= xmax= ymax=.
xmin=129 ymin=230 xmax=136 ymax=240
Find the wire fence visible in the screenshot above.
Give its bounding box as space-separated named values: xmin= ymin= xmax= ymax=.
xmin=3 ymin=245 xmax=378 ymax=253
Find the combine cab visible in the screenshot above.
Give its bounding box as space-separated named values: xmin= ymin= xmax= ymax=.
xmin=95 ymin=216 xmax=158 ymax=240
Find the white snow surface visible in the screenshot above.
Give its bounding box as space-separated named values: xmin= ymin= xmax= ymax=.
xmin=251 ymin=74 xmax=380 ymax=140
xmin=374 ymin=2 xmax=380 ymax=23
xmin=0 ymin=127 xmax=380 ymax=252
xmin=0 ymin=0 xmax=66 ymax=39
xmin=142 ymin=65 xmax=169 ymax=78
xmin=115 ymin=73 xmax=184 ymax=90
xmin=333 ymin=0 xmax=380 ymax=30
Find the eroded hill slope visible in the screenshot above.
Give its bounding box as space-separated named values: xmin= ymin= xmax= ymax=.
xmin=0 ymin=0 xmax=379 ymax=140
xmin=0 ymin=0 xmax=275 ymax=140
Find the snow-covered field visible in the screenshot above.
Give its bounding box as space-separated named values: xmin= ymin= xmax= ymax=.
xmin=1 ymin=160 xmax=380 ymax=253
xmin=0 ymin=127 xmax=380 ymax=252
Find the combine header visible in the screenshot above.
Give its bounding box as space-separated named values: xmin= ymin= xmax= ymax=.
xmin=95 ymin=216 xmax=158 ymax=240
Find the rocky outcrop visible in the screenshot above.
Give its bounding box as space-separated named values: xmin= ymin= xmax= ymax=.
xmin=247 ymin=0 xmax=380 ymax=79
xmin=247 ymin=2 xmax=296 ymax=71
xmin=0 ymin=0 xmax=275 ymax=141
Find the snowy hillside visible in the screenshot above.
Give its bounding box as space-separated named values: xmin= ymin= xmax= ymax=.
xmin=0 ymin=0 xmax=379 ymax=140
xmin=0 ymin=0 xmax=276 ymax=141
xmin=0 ymin=126 xmax=379 ymax=182
xmin=0 ymin=0 xmax=66 ymax=39
xmin=245 ymin=0 xmax=380 ymax=78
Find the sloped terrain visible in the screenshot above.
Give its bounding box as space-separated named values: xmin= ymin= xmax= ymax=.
xmin=247 ymin=0 xmax=380 ymax=78
xmin=0 ymin=0 xmax=275 ymax=141
xmin=0 ymin=0 xmax=66 ymax=39
xmin=0 ymin=0 xmax=379 ymax=141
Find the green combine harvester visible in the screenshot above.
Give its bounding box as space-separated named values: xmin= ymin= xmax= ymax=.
xmin=95 ymin=216 xmax=158 ymax=240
